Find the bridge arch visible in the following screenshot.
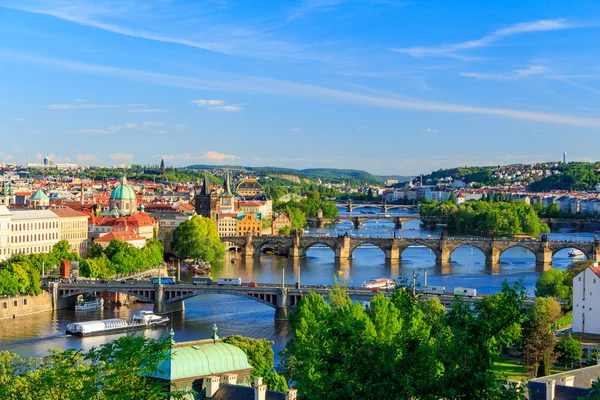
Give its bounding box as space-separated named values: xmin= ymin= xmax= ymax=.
xmin=253 ymin=239 xmax=290 ymax=256
xmin=349 ymin=240 xmax=388 ymax=257
xmin=59 ymin=288 xmax=155 ymax=303
xmin=165 ymin=290 xmax=279 ymax=309
xmin=448 ymin=244 xmax=487 ymax=264
xmin=398 ymin=241 xmax=439 ymax=258
xmin=552 ymin=245 xmax=590 ymax=260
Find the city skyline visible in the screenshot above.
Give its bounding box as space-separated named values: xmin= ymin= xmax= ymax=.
xmin=1 ymin=0 xmax=600 ymax=174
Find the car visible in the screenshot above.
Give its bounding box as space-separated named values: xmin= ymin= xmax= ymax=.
xmin=249 ymin=282 xmax=258 ymax=287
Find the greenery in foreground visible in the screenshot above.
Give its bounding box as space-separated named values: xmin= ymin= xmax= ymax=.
xmin=279 ymin=281 xmax=529 ymax=399
xmin=171 ymin=215 xmax=224 ymax=262
xmin=421 ymin=199 xmax=550 ymax=236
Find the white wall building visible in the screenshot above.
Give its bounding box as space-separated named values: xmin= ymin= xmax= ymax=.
xmin=573 ymin=264 xmax=600 ymax=335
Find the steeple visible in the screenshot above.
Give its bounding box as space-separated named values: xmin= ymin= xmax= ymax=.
xmin=222 ymin=169 xmax=232 ymax=197
xmin=200 ymin=174 xmax=211 ymax=196
xmin=160 ymin=159 xmax=166 ymax=176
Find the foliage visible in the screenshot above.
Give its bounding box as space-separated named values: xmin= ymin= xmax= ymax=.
xmin=566 ymin=260 xmax=594 ymax=280
xmin=171 ymin=215 xmax=224 ymax=262
xmin=535 ymin=269 xmax=571 ymax=299
xmin=421 ymin=199 xmax=550 ymax=236
xmin=222 ymin=336 xmax=288 ymax=392
xmin=522 ymin=297 xmax=561 ymax=378
xmin=79 ymin=239 xmax=164 ymax=278
xmin=555 ymin=335 xmax=582 ymax=368
xmin=274 ymin=189 xmax=338 ymax=220
xmin=278 ymin=225 xmax=291 ymax=236
xmin=280 ymin=280 xmax=528 ymax=399
xmin=529 ymin=162 xmax=600 ymax=192
xmin=0 ymin=335 xmax=188 ymax=399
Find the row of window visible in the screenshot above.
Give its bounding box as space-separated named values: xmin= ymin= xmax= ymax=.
xmin=62 ymin=232 xmax=87 ymax=240
xmin=2 ymin=298 xmax=28 ymax=309
xmin=11 ymin=221 xmax=58 ymax=231
xmin=62 ymin=221 xmax=86 ymax=229
xmin=11 ymin=233 xmax=58 ymax=243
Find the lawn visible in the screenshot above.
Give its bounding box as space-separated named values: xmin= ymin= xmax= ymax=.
xmin=494 ymin=356 xmax=564 ymax=381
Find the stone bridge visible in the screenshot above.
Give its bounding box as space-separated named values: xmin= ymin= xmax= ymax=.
xmin=306 ymin=215 xmax=420 ymax=229
xmin=223 ymin=234 xmax=600 ymax=266
xmin=335 ymin=201 xmax=419 ymax=213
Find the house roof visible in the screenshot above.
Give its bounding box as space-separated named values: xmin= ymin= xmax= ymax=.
xmin=30 ymin=189 xmax=49 ymax=200
xmin=50 ymin=207 xmax=87 ymax=218
xmin=95 ymin=231 xmax=146 ymax=243
xmin=210 ymin=384 xmax=285 ymax=400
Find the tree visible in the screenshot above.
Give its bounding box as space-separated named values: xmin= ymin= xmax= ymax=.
xmin=555 ymin=335 xmax=582 ymax=369
xmin=171 ymin=215 xmax=224 ymax=262
xmin=222 ymin=336 xmax=287 ymax=392
xmin=278 ymin=225 xmax=291 ymax=236
xmin=522 ymin=297 xmax=561 ymax=378
xmin=87 ymin=243 xmax=105 ymax=259
xmin=535 ymin=269 xmax=571 ymax=299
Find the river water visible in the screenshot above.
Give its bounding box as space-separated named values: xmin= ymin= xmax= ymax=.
xmin=0 ymin=207 xmax=595 ymax=361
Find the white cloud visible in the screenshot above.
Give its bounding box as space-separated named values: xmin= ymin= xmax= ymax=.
xmin=252 ymin=156 xmax=263 ymax=161
xmin=76 ymin=154 xmax=97 ymax=162
xmin=123 ymin=123 xmax=138 ymax=129
xmin=72 ymin=129 xmax=108 ymax=134
xmin=46 ymin=103 xmax=145 ymax=110
xmin=203 ymin=151 xmax=238 ymax=160
xmin=422 ymin=128 xmax=438 ymax=133
xmin=126 ymin=109 xmax=166 ymax=113
xmin=158 ymin=151 xmax=239 ymax=161
xmin=392 ymin=19 xmax=583 ymax=59
xmin=357 ymin=125 xmax=368 ymax=130
xmin=35 ymin=153 xmax=43 ymax=160
xmin=74 ymin=99 xmax=86 ymax=102
xmin=192 ymin=99 xmax=225 ymax=106
xmin=158 ymin=130 xmax=166 ymax=134
xmin=11 ymin=118 xmax=25 ymax=122
xmin=143 ymin=122 xmax=164 ymax=127
xmin=109 ymin=125 xmax=122 ymax=132
xmin=289 ymin=128 xmax=301 ymax=132
xmin=460 ymin=66 xmax=549 ymax=81
xmin=208 ymin=105 xmax=243 ymax=112
xmin=109 ymin=153 xmax=134 ymax=161
xmin=7 ymin=52 xmax=600 ymax=128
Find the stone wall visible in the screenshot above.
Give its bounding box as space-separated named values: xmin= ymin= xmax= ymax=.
xmin=0 ymin=292 xmax=53 ymax=320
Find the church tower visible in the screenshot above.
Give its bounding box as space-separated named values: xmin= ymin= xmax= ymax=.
xmin=195 ymin=174 xmax=218 ymax=222
xmin=160 ymin=159 xmax=166 ymax=177
xmin=219 ymin=170 xmax=235 ymax=214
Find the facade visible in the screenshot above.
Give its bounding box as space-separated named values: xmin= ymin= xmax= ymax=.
xmin=94 ymin=231 xmax=147 ymax=249
xmin=573 ymin=264 xmax=600 ymax=334
xmin=0 ymin=206 xmax=11 ymax=260
xmin=217 ymin=213 xmax=238 ymax=237
xmin=6 ymin=210 xmax=60 ymax=259
xmin=0 ymin=180 xmax=15 ymax=206
xmin=272 ymin=213 xmax=291 ymax=235
xmin=194 ymin=175 xmax=219 ymax=222
xmin=235 ymin=178 xmax=264 ymax=198
xmin=236 ymin=200 xmax=272 ymax=219
xmin=236 ymin=213 xmax=262 ymax=236
xmin=51 ymin=207 xmax=89 ymax=257
xmin=30 ymin=189 xmax=50 ymax=209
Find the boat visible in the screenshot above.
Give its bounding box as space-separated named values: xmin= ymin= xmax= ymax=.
xmin=191 ymin=260 xmax=211 ymax=274
xmin=75 ymin=296 xmax=104 ymax=311
xmin=361 ymin=278 xmax=396 ymax=289
xmin=66 ymin=311 xmax=169 ymax=337
xmin=569 ymin=249 xmax=585 ymax=258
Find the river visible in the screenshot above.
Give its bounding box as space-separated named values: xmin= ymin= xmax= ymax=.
xmin=0 ymin=207 xmax=595 ymax=361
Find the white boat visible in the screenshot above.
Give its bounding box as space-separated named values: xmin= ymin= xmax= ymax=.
xmin=361 ymin=278 xmax=396 ymax=289
xmin=569 ymin=249 xmax=585 ymax=258
xmin=75 ymin=296 xmax=104 ymax=311
xmin=66 ymin=311 xmax=169 ymax=337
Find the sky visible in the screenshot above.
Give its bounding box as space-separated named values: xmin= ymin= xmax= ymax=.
xmin=0 ymin=0 xmax=599 ymax=175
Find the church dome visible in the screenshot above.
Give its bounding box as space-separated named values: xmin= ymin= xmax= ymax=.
xmin=110 ymin=177 xmax=136 ymax=200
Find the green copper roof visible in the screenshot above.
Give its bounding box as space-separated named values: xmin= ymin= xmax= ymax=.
xmin=30 ymin=189 xmax=49 ymax=200
xmin=155 ymin=342 xmax=252 ymax=381
xmin=110 ymin=177 xmax=136 ymax=200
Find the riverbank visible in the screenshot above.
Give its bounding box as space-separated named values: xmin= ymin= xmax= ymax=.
xmin=0 ymin=292 xmax=53 ymax=320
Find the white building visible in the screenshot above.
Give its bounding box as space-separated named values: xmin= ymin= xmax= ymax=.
xmin=573 ymin=264 xmax=600 ymax=335
xmin=1 ymin=209 xmax=61 ymax=261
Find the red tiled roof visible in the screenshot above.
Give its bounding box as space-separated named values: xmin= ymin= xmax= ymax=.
xmin=590 ymin=265 xmax=600 ymax=279
xmin=95 ymin=231 xmax=145 ymax=243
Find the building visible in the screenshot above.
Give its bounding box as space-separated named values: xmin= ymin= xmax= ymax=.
xmin=219 ymin=170 xmax=235 ymax=214
xmin=51 ymin=207 xmax=89 ymax=257
xmin=573 ymin=264 xmax=600 ymax=334
xmin=235 ymin=178 xmax=264 ymax=198
xmin=236 ymin=213 xmax=262 ymax=236
xmin=194 ymin=175 xmax=219 ymax=222
xmin=277 ymin=194 xmax=304 ymax=203
xmin=106 ymin=176 xmax=138 ymax=216
xmin=94 ymin=231 xmax=147 ymax=249
xmin=29 ymin=189 xmax=50 ymax=209
xmin=528 ymin=364 xmax=600 ymax=400
xmin=272 ymin=213 xmax=291 ymax=235
xmin=0 ymin=206 xmax=11 ymax=260
xmin=0 ymin=180 xmax=15 ymax=206
xmin=6 ymin=209 xmax=60 ymax=258
xmin=217 ymin=213 xmax=238 ymax=237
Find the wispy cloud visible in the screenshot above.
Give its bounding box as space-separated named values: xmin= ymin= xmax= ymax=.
xmin=159 ymin=152 xmax=239 ymax=161
xmin=109 ymin=153 xmax=134 ymax=162
xmin=76 ymin=154 xmax=97 ymax=162
xmin=392 ymin=19 xmax=584 ymax=59
xmin=460 ymin=66 xmax=549 ymax=81
xmin=47 ymin=103 xmax=145 ymax=110
xmin=191 ymin=99 xmax=225 ymax=106
xmin=289 ymin=128 xmax=301 ymax=132
xmin=422 ymin=128 xmax=438 ymax=133
xmin=6 ymin=52 xmax=600 ymax=128
xmin=72 ymin=129 xmax=109 ymax=134
xmin=74 ymin=99 xmax=86 ymax=102
xmin=208 ymin=105 xmax=243 ymax=112
xmin=126 ymin=109 xmax=166 ymax=113
xmin=357 ymin=125 xmax=368 ymax=130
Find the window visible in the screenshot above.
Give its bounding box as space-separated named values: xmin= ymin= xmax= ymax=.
xmin=579 ymin=277 xmax=582 ymax=281
xmin=23 ymin=299 xmax=27 ymax=306
xmin=2 ymin=302 xmax=6 ymax=309
xmin=13 ymin=300 xmax=18 ymax=307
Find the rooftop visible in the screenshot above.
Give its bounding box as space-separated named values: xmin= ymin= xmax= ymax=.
xmin=10 ymin=209 xmax=59 ymax=220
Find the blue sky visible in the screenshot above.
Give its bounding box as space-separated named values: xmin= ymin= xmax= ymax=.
xmin=1 ymin=0 xmax=599 ymax=175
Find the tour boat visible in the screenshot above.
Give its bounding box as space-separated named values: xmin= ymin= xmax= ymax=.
xmin=361 ymin=278 xmax=396 ymax=289
xmin=568 ymin=249 xmax=585 ymax=258
xmin=75 ymin=296 xmax=104 ymax=311
xmin=66 ymin=311 xmax=169 ymax=337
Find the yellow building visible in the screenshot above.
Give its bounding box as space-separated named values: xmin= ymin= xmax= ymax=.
xmin=236 ymin=213 xmax=261 ymax=236
xmin=51 ymin=207 xmax=89 ymax=257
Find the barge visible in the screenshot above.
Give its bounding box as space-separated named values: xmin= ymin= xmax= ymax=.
xmin=66 ymin=311 xmax=169 ymax=337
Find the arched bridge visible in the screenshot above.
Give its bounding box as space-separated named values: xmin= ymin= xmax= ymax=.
xmin=306 ymin=215 xmax=420 ymax=229
xmin=223 ymin=234 xmax=600 ymax=266
xmin=335 ymin=202 xmax=419 ymax=213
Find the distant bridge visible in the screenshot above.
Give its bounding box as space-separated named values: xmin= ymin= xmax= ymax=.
xmin=50 ymin=281 xmax=539 ymax=321
xmin=222 ymin=234 xmax=600 ymax=266
xmin=335 ymin=201 xmax=419 ymax=213
xmin=306 ymin=214 xmax=420 ymax=229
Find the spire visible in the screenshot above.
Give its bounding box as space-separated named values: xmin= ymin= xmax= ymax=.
xmin=223 ymin=169 xmax=233 ymax=196
xmin=200 ymin=174 xmax=211 ymax=196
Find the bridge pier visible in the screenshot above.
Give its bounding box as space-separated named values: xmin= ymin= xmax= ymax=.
xmin=535 ymin=248 xmax=553 ymax=267
xmin=394 ymin=218 xmax=402 ymax=230
xmin=154 ymin=285 xmax=185 ymax=313
xmin=436 ymin=245 xmax=450 ymax=264
xmin=274 ymin=288 xmax=289 ymax=321
xmin=485 ymin=247 xmax=500 ymax=265
xmin=385 ymin=246 xmax=399 ymax=261
xmin=334 ymin=235 xmax=352 ymax=260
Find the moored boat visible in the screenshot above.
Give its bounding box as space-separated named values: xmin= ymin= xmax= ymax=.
xmin=361 ymin=278 xmax=396 ymax=289
xmin=75 ymin=296 xmax=104 ymax=311
xmin=66 ymin=311 xmax=169 ymax=337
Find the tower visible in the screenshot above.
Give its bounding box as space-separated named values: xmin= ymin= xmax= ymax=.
xmin=563 ymin=152 xmax=567 ymax=164
xmin=160 ymin=159 xmax=166 ymax=176
xmin=194 ymin=174 xmax=218 ymax=222
xmin=219 ymin=169 xmax=235 ymax=213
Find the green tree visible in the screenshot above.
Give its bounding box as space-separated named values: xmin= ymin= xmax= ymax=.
xmin=535 ymin=269 xmax=571 ymax=299
xmin=522 ymin=297 xmax=561 ymax=378
xmin=87 ymin=243 xmax=105 ymax=259
xmin=222 ymin=336 xmax=287 ymax=392
xmin=278 ymin=225 xmax=291 ymax=236
xmin=171 ymin=215 xmax=225 ymax=262
xmin=555 ymin=335 xmax=582 ymax=368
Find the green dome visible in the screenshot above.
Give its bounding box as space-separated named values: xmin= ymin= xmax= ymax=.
xmin=155 ymin=342 xmax=253 ymax=381
xmin=110 ymin=177 xmax=136 ymax=200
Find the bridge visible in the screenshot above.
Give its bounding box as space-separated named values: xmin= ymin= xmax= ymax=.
xmin=50 ymin=280 xmax=543 ymax=321
xmin=223 ymin=234 xmax=600 ymax=266
xmin=306 ymin=214 xmax=420 ymax=229
xmin=335 ymin=200 xmax=419 ymax=213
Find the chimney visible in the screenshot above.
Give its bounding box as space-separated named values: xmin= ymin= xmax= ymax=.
xmin=286 ymin=389 xmax=298 ymax=400
xmin=204 ymin=376 xmax=220 ymax=398
xmin=222 ymin=373 xmax=237 ymax=385
xmin=546 ymin=380 xmax=555 ymax=400
xmin=559 ymin=376 xmax=574 ymax=387
xmin=254 ymin=377 xmax=266 ymax=400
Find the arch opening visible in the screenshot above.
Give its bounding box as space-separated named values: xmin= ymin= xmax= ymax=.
xmin=448 ymin=245 xmax=486 ymax=265
xmin=498 ymin=245 xmax=536 ymax=265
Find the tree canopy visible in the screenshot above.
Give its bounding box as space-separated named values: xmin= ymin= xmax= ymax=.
xmin=171 ymin=215 xmax=224 ymax=262
xmin=535 ymin=269 xmax=571 ymax=299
